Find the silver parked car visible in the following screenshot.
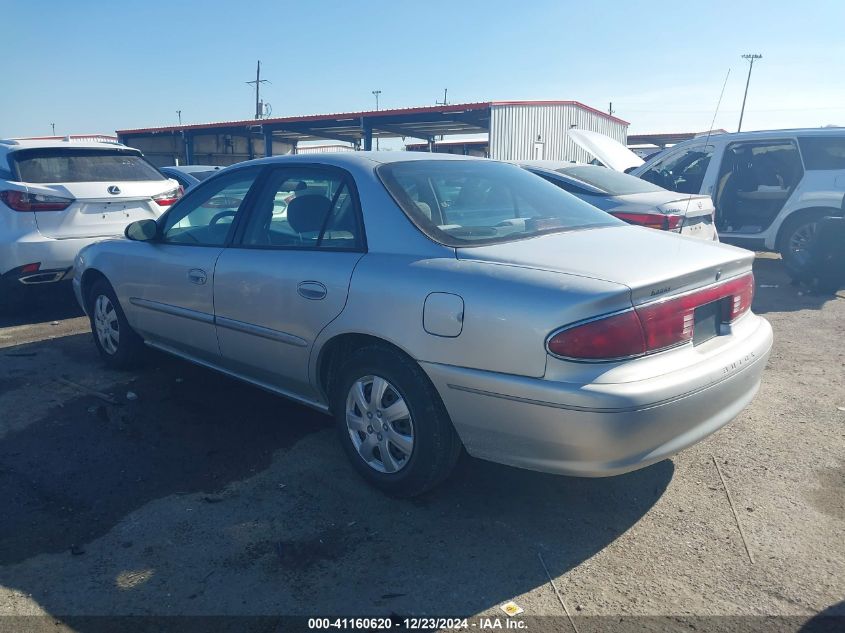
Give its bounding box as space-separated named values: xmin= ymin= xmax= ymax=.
xmin=518 ymin=161 xmax=718 ymax=241
xmin=159 ymin=165 xmax=223 ymax=190
xmin=73 ymin=152 xmax=773 ymax=496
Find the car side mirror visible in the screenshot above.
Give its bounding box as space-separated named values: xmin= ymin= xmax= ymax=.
xmin=125 ymin=219 xmax=159 ymax=242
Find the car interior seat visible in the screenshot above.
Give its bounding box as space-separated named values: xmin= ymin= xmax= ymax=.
xmin=287 ymin=194 xmax=332 ymax=241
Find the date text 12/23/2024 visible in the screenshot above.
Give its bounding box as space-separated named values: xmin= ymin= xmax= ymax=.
xmin=307 ymin=617 xmax=527 ymax=630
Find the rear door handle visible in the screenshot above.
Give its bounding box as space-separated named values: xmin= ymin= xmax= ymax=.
xmin=188 ymin=268 xmax=208 ymax=285
xmin=297 ymin=281 xmax=327 ymax=300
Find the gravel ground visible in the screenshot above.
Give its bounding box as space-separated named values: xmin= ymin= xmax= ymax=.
xmin=0 ymin=255 xmax=842 ymax=632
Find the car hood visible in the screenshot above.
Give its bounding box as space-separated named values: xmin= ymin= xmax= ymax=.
xmin=456 ymin=225 xmax=752 ymax=305
xmin=568 ymin=129 xmax=644 ymax=172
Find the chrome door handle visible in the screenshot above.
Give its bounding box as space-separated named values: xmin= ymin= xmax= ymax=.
xmin=297 ymin=281 xmax=327 ymax=300
xmin=188 ymin=268 xmax=208 ymax=285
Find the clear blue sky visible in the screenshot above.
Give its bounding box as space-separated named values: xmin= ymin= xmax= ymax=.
xmin=4 ymin=0 xmax=845 ymax=138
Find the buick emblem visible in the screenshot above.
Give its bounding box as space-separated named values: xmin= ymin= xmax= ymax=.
xmin=107 ymin=186 xmax=121 ymax=195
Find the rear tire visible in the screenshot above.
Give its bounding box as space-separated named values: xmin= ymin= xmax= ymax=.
xmin=332 ymin=344 xmax=462 ymax=497
xmin=779 ymin=212 xmax=824 ymax=277
xmin=87 ymin=279 xmax=145 ymax=369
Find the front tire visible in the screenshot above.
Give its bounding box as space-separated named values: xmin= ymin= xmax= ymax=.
xmin=332 ymin=344 xmax=462 ymax=497
xmin=87 ymin=279 xmax=145 ymax=369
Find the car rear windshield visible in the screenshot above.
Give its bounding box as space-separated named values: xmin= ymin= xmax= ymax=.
xmin=11 ymin=148 xmax=166 ymax=183
xmin=378 ymin=160 xmax=620 ymax=246
xmin=557 ymin=165 xmax=665 ymax=195
xmin=191 ymin=170 xmax=218 ymax=181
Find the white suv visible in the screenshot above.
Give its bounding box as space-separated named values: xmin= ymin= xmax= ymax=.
xmin=0 ymin=138 xmax=180 ymax=299
xmin=570 ymin=128 xmax=845 ymax=274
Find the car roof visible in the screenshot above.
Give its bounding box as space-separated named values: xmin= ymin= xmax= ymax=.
xmin=517 ymin=160 xmax=587 ymax=171
xmin=162 ymin=165 xmax=222 ymax=174
xmin=669 ymin=127 xmax=845 ymax=148
xmin=242 ymin=150 xmax=483 ymax=170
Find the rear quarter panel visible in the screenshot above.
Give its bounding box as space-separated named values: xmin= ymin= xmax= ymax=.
xmin=312 ymin=253 xmax=632 ymax=381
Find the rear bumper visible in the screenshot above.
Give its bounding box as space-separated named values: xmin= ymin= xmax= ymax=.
xmin=422 ymin=314 xmax=773 ymax=477
xmin=1 ymin=233 xmax=111 ymax=284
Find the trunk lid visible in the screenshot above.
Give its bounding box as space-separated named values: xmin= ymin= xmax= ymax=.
xmin=568 ymin=129 xmax=645 ymax=172
xmin=612 ymin=192 xmax=718 ymax=241
xmin=456 ymin=224 xmax=751 ymax=305
xmin=26 ymin=180 xmax=176 ymax=239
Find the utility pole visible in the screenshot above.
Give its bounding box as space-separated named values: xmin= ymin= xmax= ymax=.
xmin=50 ymin=123 xmax=55 ymax=135
xmin=246 ymin=61 xmax=270 ymax=119
xmin=436 ymin=89 xmax=449 ymax=106
xmin=738 ymin=54 xmax=762 ymax=132
xmin=176 ymin=110 xmax=182 ymax=126
xmin=372 ymin=90 xmax=382 ymax=150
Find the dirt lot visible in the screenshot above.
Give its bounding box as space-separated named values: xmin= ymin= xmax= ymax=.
xmin=0 ymin=254 xmax=842 ymax=632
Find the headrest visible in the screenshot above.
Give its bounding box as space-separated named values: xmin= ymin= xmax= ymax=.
xmin=287 ymin=195 xmax=331 ymax=233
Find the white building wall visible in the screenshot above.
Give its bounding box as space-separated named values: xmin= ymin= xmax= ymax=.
xmin=488 ymin=103 xmax=628 ymax=162
xmin=296 ymin=143 xmax=355 ymax=154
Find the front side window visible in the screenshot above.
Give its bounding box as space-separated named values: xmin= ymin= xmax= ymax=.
xmin=12 ymin=148 xmax=165 ymax=183
xmin=161 ymin=167 xmax=262 ymax=246
xmin=798 ymin=137 xmax=845 ymax=170
xmin=640 ymin=145 xmax=714 ymax=194
xmin=239 ymin=167 xmax=363 ymax=250
xmin=378 ymin=160 xmax=619 ymax=246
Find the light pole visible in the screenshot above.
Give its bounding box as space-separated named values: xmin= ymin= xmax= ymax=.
xmin=50 ymin=123 xmax=55 ymax=135
xmin=372 ymin=90 xmax=382 ymax=150
xmin=738 ymin=54 xmax=762 ymax=132
xmin=176 ymin=110 xmax=182 ymax=126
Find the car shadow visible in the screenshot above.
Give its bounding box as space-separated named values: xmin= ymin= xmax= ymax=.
xmin=799 ymin=600 xmax=845 ymax=632
xmin=0 ymin=283 xmax=84 ymax=328
xmin=752 ymin=255 xmax=842 ymax=314
xmin=0 ymin=332 xmax=673 ymax=626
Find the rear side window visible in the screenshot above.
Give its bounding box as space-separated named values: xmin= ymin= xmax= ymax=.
xmin=239 ymin=166 xmax=364 ymax=251
xmin=11 ymin=148 xmax=165 ymax=183
xmin=798 ymin=137 xmax=845 ymax=170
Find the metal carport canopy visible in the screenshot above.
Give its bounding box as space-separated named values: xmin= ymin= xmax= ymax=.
xmin=116 ymin=102 xmax=494 ymax=149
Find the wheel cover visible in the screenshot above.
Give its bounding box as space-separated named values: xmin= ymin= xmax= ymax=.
xmin=93 ymin=294 xmax=120 ymax=355
xmin=345 ymin=375 xmax=414 ymax=474
xmin=787 ymin=221 xmax=817 ymax=268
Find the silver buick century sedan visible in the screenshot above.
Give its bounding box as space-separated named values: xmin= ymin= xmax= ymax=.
xmin=73 ymin=152 xmax=773 ymax=496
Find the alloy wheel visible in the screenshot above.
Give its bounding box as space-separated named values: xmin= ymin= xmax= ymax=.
xmin=788 ymin=221 xmax=817 ymax=268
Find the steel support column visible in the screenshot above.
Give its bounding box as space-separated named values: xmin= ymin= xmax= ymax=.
xmin=264 ymin=128 xmax=274 ymax=157
xmin=183 ymin=132 xmax=194 ymax=165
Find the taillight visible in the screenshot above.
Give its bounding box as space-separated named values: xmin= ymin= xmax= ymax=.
xmin=152 ymin=186 xmax=183 ymax=207
xmin=547 ymin=273 xmax=755 ymax=361
xmin=0 ymin=190 xmax=73 ymax=212
xmin=613 ymin=211 xmax=683 ymax=232
xmin=547 ymin=310 xmax=646 ymax=360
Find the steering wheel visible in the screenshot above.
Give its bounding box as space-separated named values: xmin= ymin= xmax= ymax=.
xmin=210 ymin=210 xmax=237 ymax=225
